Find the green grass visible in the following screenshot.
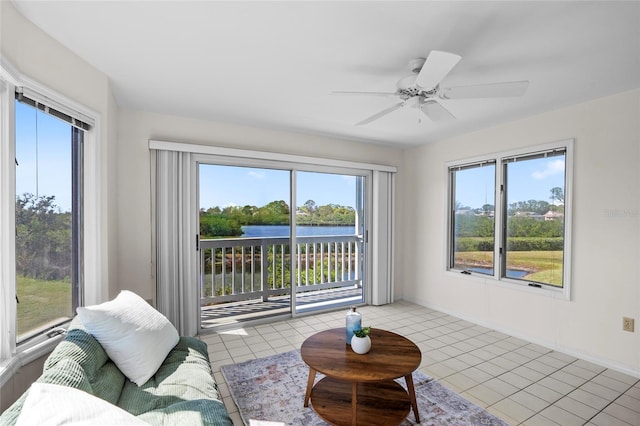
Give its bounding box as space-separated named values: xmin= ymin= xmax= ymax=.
xmin=15 ymin=251 xmax=562 ymax=334
xmin=455 ymin=251 xmax=563 ymax=287
xmin=17 ymin=276 xmax=72 ymax=336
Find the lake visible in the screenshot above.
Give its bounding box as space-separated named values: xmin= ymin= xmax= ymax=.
xmin=241 ymin=225 xmax=355 ymax=238
xmin=468 ymin=267 xmax=529 ymax=279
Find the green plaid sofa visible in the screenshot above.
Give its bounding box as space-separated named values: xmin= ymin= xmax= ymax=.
xmin=0 ymin=319 xmax=232 ymax=425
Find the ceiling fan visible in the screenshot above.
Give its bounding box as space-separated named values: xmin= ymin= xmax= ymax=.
xmin=334 ymin=51 xmax=529 ymax=126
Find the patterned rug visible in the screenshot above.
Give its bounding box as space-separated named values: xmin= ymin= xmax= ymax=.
xmin=221 ymin=350 xmax=509 ymax=426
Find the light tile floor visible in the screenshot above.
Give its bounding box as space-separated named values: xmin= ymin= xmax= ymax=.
xmin=199 ymin=301 xmax=640 ymax=426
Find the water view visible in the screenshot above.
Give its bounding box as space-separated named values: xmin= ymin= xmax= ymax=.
xmin=468 ymin=267 xmax=529 ymax=279
xmin=241 ymin=225 xmax=355 ymax=238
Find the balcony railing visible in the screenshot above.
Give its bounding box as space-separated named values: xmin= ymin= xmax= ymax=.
xmin=199 ymin=235 xmax=363 ymax=306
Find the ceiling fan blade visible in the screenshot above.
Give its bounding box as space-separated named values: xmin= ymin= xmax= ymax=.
xmin=420 ymin=100 xmax=456 ymax=122
xmin=332 ymin=91 xmax=397 ymax=97
xmin=440 ymin=81 xmax=529 ymax=99
xmin=415 ymin=51 xmax=462 ymax=90
xmin=355 ymin=102 xmax=405 ymax=126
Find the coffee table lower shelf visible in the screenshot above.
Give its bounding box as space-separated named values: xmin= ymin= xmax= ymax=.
xmin=309 ymin=376 xmax=411 ymax=426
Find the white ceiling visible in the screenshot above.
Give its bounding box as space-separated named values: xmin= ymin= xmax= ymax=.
xmin=11 ymin=1 xmax=640 ymax=148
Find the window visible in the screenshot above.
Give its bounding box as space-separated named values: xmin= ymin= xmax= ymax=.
xmin=502 ymin=150 xmax=567 ymax=287
xmin=449 ymin=161 xmax=496 ymax=276
xmin=14 ymin=93 xmax=85 ymax=342
xmin=1 ymin=65 xmax=99 ymax=374
xmin=447 ymin=141 xmax=572 ymax=294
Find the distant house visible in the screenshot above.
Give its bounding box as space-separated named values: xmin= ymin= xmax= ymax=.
xmin=544 ymin=210 xmax=564 ymax=221
xmin=477 ymin=210 xmax=495 ymax=218
xmin=513 ymin=211 xmax=545 ymax=221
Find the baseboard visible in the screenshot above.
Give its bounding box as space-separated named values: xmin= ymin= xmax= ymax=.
xmin=402 ymin=297 xmax=640 ymax=380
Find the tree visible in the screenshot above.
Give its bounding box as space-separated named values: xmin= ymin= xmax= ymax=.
xmin=549 ymin=187 xmax=564 ymax=204
xmin=455 ymin=201 xmax=470 ymax=211
xmin=482 ymin=204 xmax=494 ymax=213
xmin=242 ymin=205 xmax=257 ymax=216
xmin=264 ymin=200 xmax=290 ymax=215
xmin=253 ymin=200 xmax=289 ymax=225
xmin=199 ymin=213 xmax=242 ymax=237
xmin=199 ymin=199 xmax=356 ymax=232
xmin=15 ymin=194 xmax=71 ymax=280
xmin=455 ymin=215 xmax=494 ymax=238
xmin=303 ymin=199 xmax=316 ymax=214
xmin=508 ymin=200 xmax=550 ymax=215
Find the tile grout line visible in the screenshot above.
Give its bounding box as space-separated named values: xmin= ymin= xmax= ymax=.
xmin=580 ymin=378 xmax=640 ymax=426
xmin=407 ymin=321 xmax=636 ymax=425
xmin=202 ymin=304 xmax=640 ymax=426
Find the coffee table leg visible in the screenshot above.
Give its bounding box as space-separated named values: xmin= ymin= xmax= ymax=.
xmin=304 ymin=368 xmax=316 ymax=407
xmin=351 ymin=382 xmax=357 ymax=426
xmin=405 ymin=373 xmax=420 ymax=423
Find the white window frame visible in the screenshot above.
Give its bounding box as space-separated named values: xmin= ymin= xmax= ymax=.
xmin=0 ymin=58 xmax=103 ymax=385
xmin=446 ymin=140 xmax=574 ymax=300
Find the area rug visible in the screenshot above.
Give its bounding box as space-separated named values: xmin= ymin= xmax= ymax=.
xmin=221 ymin=350 xmax=509 ymax=426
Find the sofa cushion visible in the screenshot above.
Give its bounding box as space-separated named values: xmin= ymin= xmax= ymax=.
xmin=117 ymin=337 xmax=231 ymax=425
xmin=41 ymin=323 xmax=125 ymax=405
xmin=76 ymin=290 xmax=179 ymax=386
xmin=15 ymin=383 xmax=148 ymax=426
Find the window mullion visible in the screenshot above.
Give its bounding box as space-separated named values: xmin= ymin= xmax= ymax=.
xmin=71 ymin=128 xmax=83 ymax=312
xmin=491 ymin=162 xmax=498 ymax=280
xmin=497 ymin=162 xmax=507 ymax=280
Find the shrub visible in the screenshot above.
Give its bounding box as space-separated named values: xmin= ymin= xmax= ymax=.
xmin=506 ymin=237 xmax=564 ymax=251
xmin=455 ymin=237 xmax=563 ymax=252
xmin=455 ymin=238 xmax=494 ymax=252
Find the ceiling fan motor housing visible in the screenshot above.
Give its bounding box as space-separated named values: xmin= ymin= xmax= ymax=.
xmin=396 ymin=74 xmax=439 ymax=99
xmin=408 ymin=57 xmax=427 ymax=74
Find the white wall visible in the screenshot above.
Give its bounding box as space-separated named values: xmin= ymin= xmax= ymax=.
xmin=1 ymin=1 xmax=117 ymax=303
xmin=115 ymin=110 xmax=404 ymax=303
xmin=401 ymin=89 xmax=640 ymax=376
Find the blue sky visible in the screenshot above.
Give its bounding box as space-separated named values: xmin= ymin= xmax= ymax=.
xmin=455 ymin=157 xmax=565 ymax=209
xmin=15 ymin=101 xmax=359 ymax=212
xmin=16 ymin=99 xmax=564 ymax=213
xmin=199 ymin=165 xmax=358 ymax=209
xmin=15 ymin=102 xmax=72 ymax=212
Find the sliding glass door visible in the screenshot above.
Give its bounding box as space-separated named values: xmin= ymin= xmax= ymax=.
xmin=293 ymin=171 xmax=365 ymax=314
xmin=197 ymin=163 xmax=368 ymax=329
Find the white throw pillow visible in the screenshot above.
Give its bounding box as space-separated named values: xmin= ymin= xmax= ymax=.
xmin=16 ymin=383 xmax=148 ymax=426
xmin=76 ymin=290 xmax=179 ymax=386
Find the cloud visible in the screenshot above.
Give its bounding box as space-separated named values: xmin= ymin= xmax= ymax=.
xmin=248 ymin=171 xmax=265 ymax=179
xmin=532 ymin=159 xmax=564 ymax=180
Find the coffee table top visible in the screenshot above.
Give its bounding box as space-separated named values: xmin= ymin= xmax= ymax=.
xmin=300 ymin=327 xmax=421 ymax=382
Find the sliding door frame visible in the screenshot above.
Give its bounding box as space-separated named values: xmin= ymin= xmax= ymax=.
xmin=194 ymin=154 xmax=372 ymax=323
xmin=150 ymin=139 xmax=396 ymax=335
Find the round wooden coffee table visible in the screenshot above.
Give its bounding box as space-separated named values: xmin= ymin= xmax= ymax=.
xmin=301 ymin=327 xmax=421 ymax=426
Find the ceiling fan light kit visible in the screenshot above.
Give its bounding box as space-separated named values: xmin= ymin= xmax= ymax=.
xmin=335 ymin=50 xmax=529 ymax=126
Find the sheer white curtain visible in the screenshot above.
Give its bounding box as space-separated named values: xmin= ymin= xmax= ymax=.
xmin=154 ymin=149 xmax=199 ymax=336
xmin=371 ymin=170 xmax=395 ymax=305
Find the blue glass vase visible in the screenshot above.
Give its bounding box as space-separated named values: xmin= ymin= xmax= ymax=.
xmin=345 ymin=306 xmax=361 ymax=345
